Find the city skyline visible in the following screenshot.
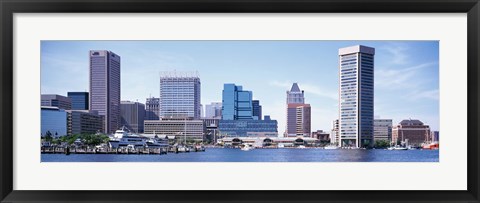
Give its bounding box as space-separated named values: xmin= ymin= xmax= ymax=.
xmin=41 ymin=41 xmax=439 ymax=133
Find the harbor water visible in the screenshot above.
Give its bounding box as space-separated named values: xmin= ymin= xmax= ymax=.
xmin=41 ymin=148 xmax=439 ymax=162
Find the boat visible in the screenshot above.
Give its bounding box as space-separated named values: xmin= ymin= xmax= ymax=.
xmin=387 ymin=145 xmax=408 ymax=150
xmin=108 ymin=127 xmax=149 ymax=149
xmin=422 ymin=142 xmax=439 ymax=150
xmin=297 ymin=145 xmax=306 ymax=149
xmin=241 ymin=144 xmax=253 ymax=151
xmin=324 ymin=145 xmax=339 ymax=149
xmin=277 ymin=144 xmax=285 ymax=148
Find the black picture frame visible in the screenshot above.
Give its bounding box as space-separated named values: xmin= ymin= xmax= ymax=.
xmin=1 ymin=0 xmax=479 ymax=202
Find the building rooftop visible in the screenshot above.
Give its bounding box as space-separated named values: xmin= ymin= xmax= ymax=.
xmin=399 ymin=119 xmax=424 ymax=126
xmin=289 ymin=83 xmax=301 ymax=92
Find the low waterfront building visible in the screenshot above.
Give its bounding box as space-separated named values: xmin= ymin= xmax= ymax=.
xmin=66 ymin=110 xmax=103 ymax=135
xmin=41 ymin=94 xmax=72 ymax=110
xmin=144 ymin=119 xmax=205 ymax=141
xmin=312 ymin=130 xmax=330 ymax=143
xmin=202 ymin=118 xmax=220 ymax=143
xmin=121 ymin=101 xmax=146 ymax=133
xmin=392 ymin=119 xmax=431 ymax=147
xmin=219 ymin=136 xmax=318 ymax=147
xmin=41 ymin=106 xmax=67 ymax=137
xmin=218 ymin=119 xmax=278 ymax=137
xmin=374 ymin=119 xmax=392 ymax=142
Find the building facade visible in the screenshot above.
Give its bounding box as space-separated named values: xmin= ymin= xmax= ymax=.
xmin=218 ymin=120 xmax=278 ymax=137
xmin=205 ymin=102 xmax=222 ymax=119
xmin=66 ymin=110 xmax=103 ymax=135
xmin=374 ymin=119 xmax=392 ymax=142
xmin=202 ymin=118 xmax=220 ymax=143
xmin=67 ymin=92 xmax=89 ymax=110
xmin=120 ymin=101 xmax=146 ymax=133
xmin=144 ymin=119 xmax=205 ymax=141
xmin=252 ymin=100 xmax=262 ymax=120
xmin=330 ymin=119 xmax=340 ymax=145
xmin=312 ymin=130 xmax=330 ymax=143
xmin=222 ymin=84 xmax=253 ymax=120
xmin=338 ymin=45 xmax=375 ymax=148
xmin=159 ymin=72 xmax=201 ymax=119
xmin=41 ymin=106 xmax=67 ymax=137
xmin=392 ymin=119 xmax=431 ymax=147
xmin=41 ymin=94 xmax=71 ymax=110
xmin=286 ymin=83 xmax=311 ymax=137
xmin=89 ymin=50 xmax=121 ymax=134
xmin=145 ymin=97 xmax=160 ymax=120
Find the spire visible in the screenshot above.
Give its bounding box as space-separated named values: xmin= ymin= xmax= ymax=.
xmin=290 ymin=83 xmax=301 ymax=92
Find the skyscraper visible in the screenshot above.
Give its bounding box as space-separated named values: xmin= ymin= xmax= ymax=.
xmin=338 ymin=45 xmax=375 ymax=148
xmin=89 ymin=50 xmax=121 ymax=134
xmin=285 ymin=83 xmax=311 ymax=137
xmin=120 ymin=101 xmax=146 ymax=133
xmin=159 ymin=72 xmax=201 ymax=119
xmin=222 ymin=84 xmax=253 ymax=120
xmin=252 ymin=100 xmax=262 ymax=120
xmin=220 ymin=83 xmax=278 ymax=136
xmin=145 ymin=97 xmax=160 ymax=120
xmin=68 ymin=92 xmax=89 ymax=110
xmin=286 ymin=83 xmax=304 ymax=104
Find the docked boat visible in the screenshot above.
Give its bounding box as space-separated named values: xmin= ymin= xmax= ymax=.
xmin=387 ymin=145 xmax=408 ymax=150
xmin=324 ymin=145 xmax=339 ymax=149
xmin=241 ymin=144 xmax=253 ymax=151
xmin=297 ymin=145 xmax=306 ymax=149
xmin=108 ymin=127 xmax=149 ymax=149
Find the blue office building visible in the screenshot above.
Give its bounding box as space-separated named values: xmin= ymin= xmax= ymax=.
xmin=68 ymin=92 xmax=89 ymax=110
xmin=219 ymin=120 xmax=278 ymax=137
xmin=41 ymin=106 xmax=67 ymax=137
xmin=222 ymin=84 xmax=254 ymax=120
xmin=220 ymin=83 xmax=277 ymax=136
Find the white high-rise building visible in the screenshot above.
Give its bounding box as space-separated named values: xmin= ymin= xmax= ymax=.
xmin=159 ymin=71 xmax=201 ymax=119
xmin=338 ymin=45 xmax=375 ymax=148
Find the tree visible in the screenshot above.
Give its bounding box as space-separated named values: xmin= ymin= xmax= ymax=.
xmin=44 ymin=131 xmax=53 ymax=142
xmin=374 ymin=140 xmax=390 ymax=148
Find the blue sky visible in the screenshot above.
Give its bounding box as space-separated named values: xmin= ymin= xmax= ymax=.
xmin=41 ymin=41 xmax=439 ymax=133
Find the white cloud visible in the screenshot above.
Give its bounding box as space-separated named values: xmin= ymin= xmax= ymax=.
xmin=375 ymin=61 xmax=436 ymax=89
xmin=407 ymin=89 xmax=439 ymax=101
xmin=380 ymin=43 xmax=408 ymax=65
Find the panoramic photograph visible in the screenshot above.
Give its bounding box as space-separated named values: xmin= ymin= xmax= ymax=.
xmin=40 ymin=40 xmax=439 ymax=162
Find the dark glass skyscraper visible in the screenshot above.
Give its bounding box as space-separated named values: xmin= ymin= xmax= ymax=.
xmin=89 ymin=50 xmax=121 ymax=134
xmin=68 ymin=92 xmax=89 ymax=110
xmin=338 ymin=45 xmax=374 ymax=148
xmin=252 ymin=100 xmax=262 ymax=120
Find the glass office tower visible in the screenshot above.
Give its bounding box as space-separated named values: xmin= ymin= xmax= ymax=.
xmin=222 ymin=84 xmax=253 ymax=120
xmin=338 ymin=45 xmax=374 ymax=148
